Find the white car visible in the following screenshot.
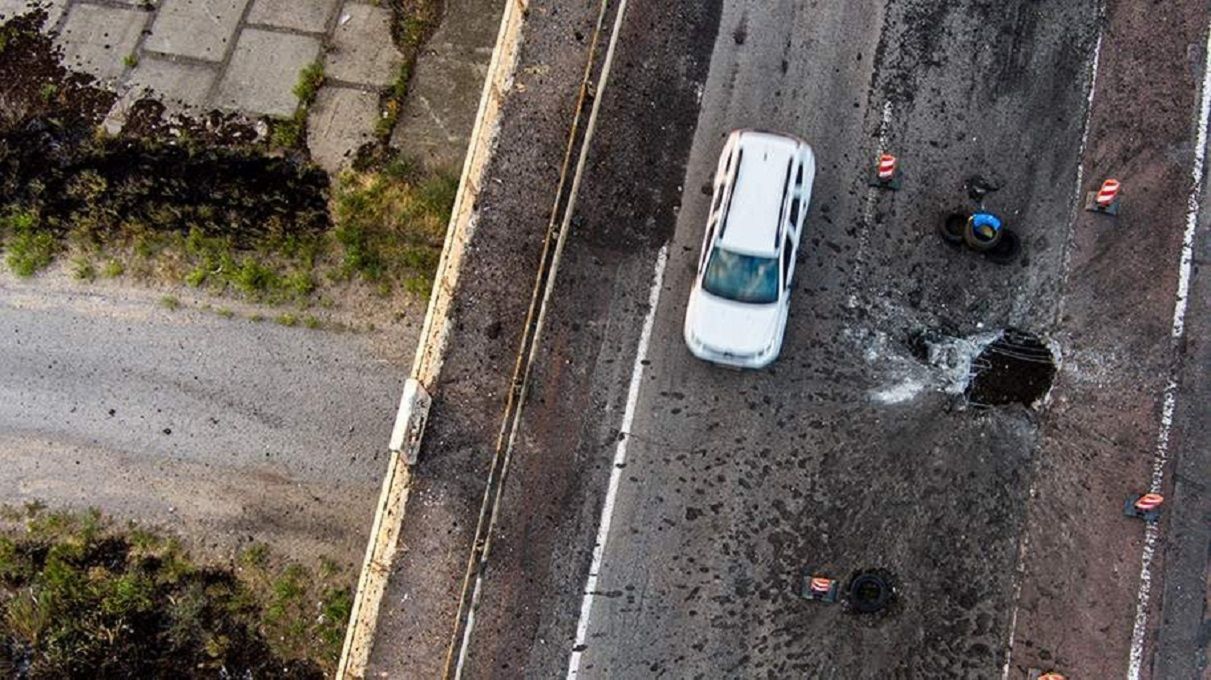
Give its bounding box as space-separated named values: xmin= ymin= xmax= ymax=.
xmin=683 ymin=130 xmax=816 ymax=368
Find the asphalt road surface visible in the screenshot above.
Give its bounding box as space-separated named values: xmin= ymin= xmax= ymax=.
xmin=571 ymin=0 xmax=1096 ymax=676
xmin=0 ymin=275 xmax=404 ymax=564
xmin=366 ymin=0 xmax=1211 ymax=677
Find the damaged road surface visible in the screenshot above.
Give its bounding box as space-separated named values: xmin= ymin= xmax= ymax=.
xmin=568 ymin=0 xmax=1098 ymax=675
xmin=363 ymin=0 xmax=1211 ymax=677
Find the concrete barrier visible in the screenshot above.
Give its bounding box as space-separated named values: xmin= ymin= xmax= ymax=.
xmin=336 ymin=0 xmax=530 ymax=676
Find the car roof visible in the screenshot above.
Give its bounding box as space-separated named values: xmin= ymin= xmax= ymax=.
xmin=718 ymin=131 xmax=800 ymax=257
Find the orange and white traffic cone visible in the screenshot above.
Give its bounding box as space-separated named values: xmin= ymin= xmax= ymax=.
xmin=800 ymin=573 xmax=840 ymax=603
xmin=869 ymin=153 xmax=903 ymax=190
xmin=1085 ymin=178 xmax=1122 ymax=215
xmin=1124 ymin=492 xmax=1164 ymax=522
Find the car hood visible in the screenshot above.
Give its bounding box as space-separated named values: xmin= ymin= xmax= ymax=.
xmin=686 ymin=288 xmax=782 ymax=357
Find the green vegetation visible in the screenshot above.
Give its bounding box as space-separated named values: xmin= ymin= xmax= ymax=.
xmin=123 ymin=52 xmax=139 ymax=69
xmin=271 ymin=61 xmax=325 ymax=150
xmin=292 ymin=61 xmax=325 ymax=105
xmin=101 ymin=259 xmax=124 ymax=278
xmin=270 ymin=114 xmax=305 ymax=149
xmin=0 ymin=507 xmax=351 ymax=677
xmin=71 ymin=255 xmax=95 ymax=281
xmin=159 ymin=295 xmax=180 ymax=310
xmin=275 ymin=312 xmax=297 ymax=327
xmin=332 ymin=156 xmax=456 ymax=295
xmin=1 ymin=208 xmax=56 ymax=276
xmin=0 ymin=2 xmax=455 ymax=310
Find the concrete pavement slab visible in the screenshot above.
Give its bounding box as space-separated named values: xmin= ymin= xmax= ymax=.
xmin=391 ymin=0 xmax=503 ymax=170
xmin=144 ymin=0 xmax=248 ymax=62
xmin=307 ymin=85 xmax=378 ymax=172
xmin=325 ymin=2 xmax=400 ymax=87
xmin=127 ymin=55 xmax=218 ymax=109
xmin=214 ymin=28 xmax=320 ymax=117
xmin=0 ymin=0 xmax=66 ymax=27
xmin=247 ymin=0 xmax=338 ymax=34
xmin=57 ymin=3 xmax=146 ymax=84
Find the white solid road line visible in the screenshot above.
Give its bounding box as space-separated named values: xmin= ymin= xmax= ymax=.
xmin=1126 ymin=16 xmax=1211 ymax=680
xmin=566 ymin=243 xmax=669 ymax=680
xmin=1001 ymin=19 xmax=1106 ymax=680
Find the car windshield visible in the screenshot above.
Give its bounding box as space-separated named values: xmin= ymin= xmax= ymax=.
xmin=702 ymin=247 xmax=779 ymax=304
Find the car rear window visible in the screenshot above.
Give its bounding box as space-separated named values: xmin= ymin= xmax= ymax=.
xmin=702 ymin=248 xmax=779 ymax=304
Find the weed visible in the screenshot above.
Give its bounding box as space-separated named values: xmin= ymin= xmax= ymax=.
xmin=38 ymin=82 xmax=58 ymax=102
xmin=275 ymin=313 xmax=297 ymax=327
xmin=232 ymin=257 xmax=280 ymax=297
xmin=123 ymin=52 xmax=139 ymax=68
xmin=293 ymin=61 xmax=325 ymax=106
xmin=102 ymin=259 xmax=124 ymax=278
xmin=2 ymin=209 xmax=56 ymax=276
xmin=72 ymin=256 xmax=96 ymax=281
xmin=160 ymin=295 xmax=180 ymax=310
xmin=270 ymin=113 xmax=306 ymax=149
xmin=284 ymin=270 xmax=315 ymax=297
xmin=303 ymin=314 xmax=320 ymax=329
xmin=185 ymin=264 xmax=208 ymax=287
xmin=239 ymin=543 xmax=269 ymax=569
xmin=217 ymin=307 xmax=235 ymax=319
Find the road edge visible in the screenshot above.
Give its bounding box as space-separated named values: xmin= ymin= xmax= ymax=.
xmin=336 ymin=1 xmax=529 ymax=676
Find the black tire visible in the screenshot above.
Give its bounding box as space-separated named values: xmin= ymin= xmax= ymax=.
xmin=848 ymin=573 xmax=893 ymax=613
xmin=985 ymin=228 xmax=1021 ymax=265
xmin=963 ymin=215 xmax=1003 ymax=251
xmin=938 ymin=213 xmax=967 ymax=245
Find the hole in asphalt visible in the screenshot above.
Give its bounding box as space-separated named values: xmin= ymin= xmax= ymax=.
xmin=848 ymin=571 xmax=894 ymax=614
xmin=965 ymin=329 xmax=1056 ymax=407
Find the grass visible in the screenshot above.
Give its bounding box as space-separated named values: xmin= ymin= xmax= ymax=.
xmin=101 ymin=259 xmax=124 ymax=278
xmin=0 ymin=0 xmax=455 ymax=310
xmin=123 ymin=52 xmax=138 ymax=69
xmin=0 ymin=507 xmax=351 ymax=677
xmin=71 ymin=255 xmax=96 ymax=281
xmin=332 ymin=156 xmax=456 ymax=295
xmin=159 ymin=295 xmax=180 ymax=310
xmin=1 ymin=208 xmax=56 ymax=277
xmin=271 ymin=61 xmax=325 ymax=150
xmin=293 ymin=61 xmax=325 ymax=105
